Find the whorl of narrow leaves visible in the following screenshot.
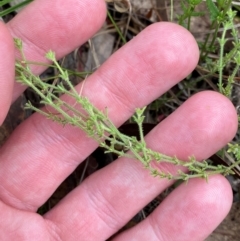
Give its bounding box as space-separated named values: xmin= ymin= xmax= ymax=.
xmin=228 ymin=144 xmax=240 ymax=161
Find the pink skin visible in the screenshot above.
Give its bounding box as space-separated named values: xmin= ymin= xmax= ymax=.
xmin=0 ymin=0 xmax=238 ymax=240
xmin=0 ymin=21 xmax=15 ymax=124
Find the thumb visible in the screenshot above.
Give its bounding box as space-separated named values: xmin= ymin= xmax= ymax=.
xmin=0 ymin=21 xmax=15 ymax=125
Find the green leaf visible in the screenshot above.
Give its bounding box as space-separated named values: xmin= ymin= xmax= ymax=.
xmin=0 ymin=0 xmax=33 ymax=17
xmin=206 ymin=0 xmax=220 ymax=21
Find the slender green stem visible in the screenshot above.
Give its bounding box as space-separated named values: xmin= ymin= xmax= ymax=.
xmin=107 ymin=10 xmax=127 ymax=44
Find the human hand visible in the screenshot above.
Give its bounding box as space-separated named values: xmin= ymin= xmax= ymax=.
xmin=0 ymin=0 xmax=238 ymax=240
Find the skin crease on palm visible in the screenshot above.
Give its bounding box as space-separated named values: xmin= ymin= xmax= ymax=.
xmin=0 ymin=0 xmax=238 ymax=240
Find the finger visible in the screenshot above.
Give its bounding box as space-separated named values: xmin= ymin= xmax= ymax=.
xmin=0 ymin=22 xmax=199 ymax=211
xmin=43 ymin=91 xmax=237 ymax=241
xmin=0 ymin=199 xmax=52 ymax=240
xmin=7 ymin=0 xmax=107 ymax=101
xmin=0 ymin=22 xmax=15 ymax=124
xmin=112 ymin=175 xmax=232 ymax=241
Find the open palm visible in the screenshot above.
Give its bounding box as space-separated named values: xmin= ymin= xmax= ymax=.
xmin=0 ymin=0 xmax=238 ymax=240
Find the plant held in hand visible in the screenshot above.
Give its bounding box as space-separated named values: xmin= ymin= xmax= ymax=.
xmin=14 ymin=38 xmax=237 ymax=182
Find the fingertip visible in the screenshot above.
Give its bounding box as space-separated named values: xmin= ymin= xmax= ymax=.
xmin=93 ymin=21 xmax=201 ymax=113
xmin=191 ymin=91 xmax=238 ymax=145
xmin=178 ymin=175 xmax=233 ymax=239
xmin=156 ymin=175 xmax=233 ymax=241
xmin=162 ymin=90 xmax=238 ymax=160
xmin=136 ymin=22 xmax=200 ymax=80
xmin=208 ymin=174 xmax=233 ymax=208
xmin=189 ymin=175 xmax=233 ymax=229
xmin=0 ymin=22 xmax=15 ymax=124
xmin=115 ymin=174 xmax=233 ymax=241
xmin=93 ymin=0 xmax=107 ymax=29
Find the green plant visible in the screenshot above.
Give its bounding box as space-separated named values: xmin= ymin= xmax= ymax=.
xmin=9 ymin=0 xmax=240 ymax=182
xmin=14 ymin=37 xmax=237 ymax=182
xmin=178 ymin=1 xmax=240 ymax=176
